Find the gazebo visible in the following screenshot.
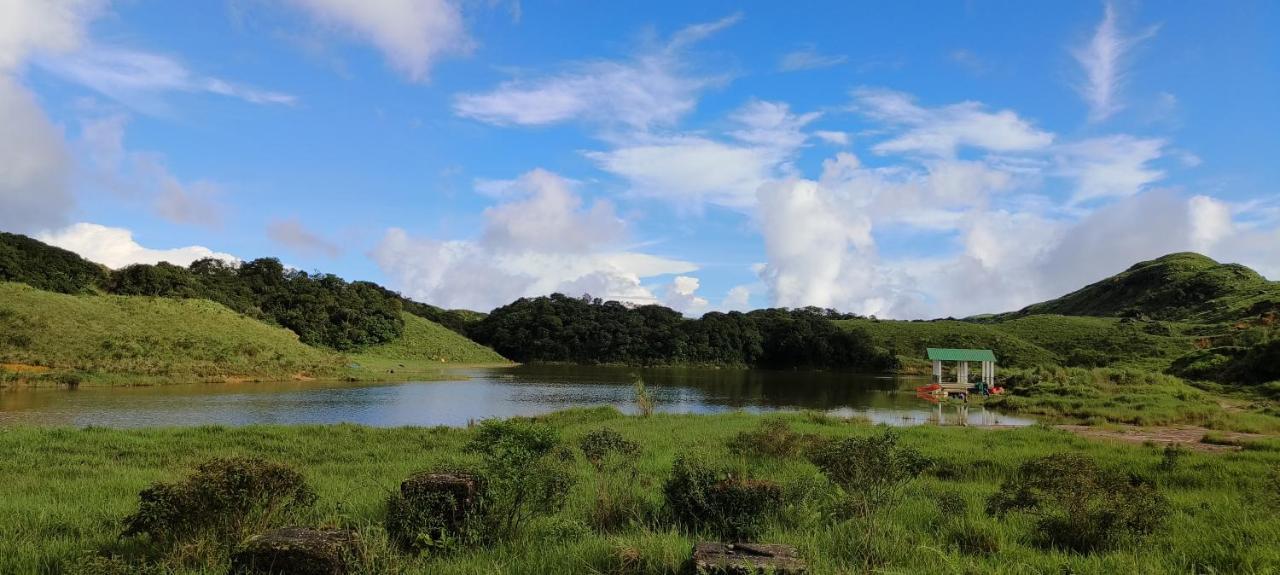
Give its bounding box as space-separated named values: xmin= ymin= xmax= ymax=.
xmin=926 ymin=348 xmax=996 ymax=393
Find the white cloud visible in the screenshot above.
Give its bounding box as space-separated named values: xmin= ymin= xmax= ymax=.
xmin=267 ymin=218 xmax=342 ymax=258
xmin=39 ymin=45 xmax=296 ymax=111
xmin=0 ymin=0 xmax=102 ymax=73
xmin=662 ymin=275 xmax=710 ymax=315
xmin=284 ymin=0 xmax=471 ymax=82
xmin=0 ymin=77 xmax=74 ymax=234
xmin=778 ymin=45 xmax=847 ymax=72
xmin=1072 ymin=3 xmax=1157 ymax=122
xmin=1188 ymin=195 xmax=1233 ymax=254
xmin=721 ymin=285 xmax=751 ymax=311
xmin=371 ymin=169 xmax=697 ymax=310
xmin=478 ymin=169 xmax=623 ymax=252
xmin=37 ymin=222 xmax=236 ymax=268
xmin=586 ymin=100 xmax=816 ymax=210
xmin=814 ymin=130 xmax=849 ymax=146
xmin=453 ymin=14 xmax=738 ymax=131
xmin=854 ymin=88 xmax=1054 ymax=157
xmin=1055 ymin=134 xmax=1165 ymax=204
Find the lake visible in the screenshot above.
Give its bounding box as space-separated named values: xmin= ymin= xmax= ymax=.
xmin=0 ymin=365 xmax=1034 ymax=428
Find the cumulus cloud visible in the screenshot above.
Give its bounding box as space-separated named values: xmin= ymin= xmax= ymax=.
xmin=0 ymin=77 xmax=75 ymax=233
xmin=371 ymin=169 xmax=697 ymax=310
xmin=454 ymin=14 xmax=738 ymax=131
xmin=1072 ymin=3 xmax=1158 ymax=122
xmin=39 ymin=46 xmax=296 ymax=111
xmin=37 ymin=222 xmax=236 ymax=268
xmin=814 ymin=130 xmax=849 ymax=146
xmin=586 ymin=100 xmax=817 ymax=210
xmin=778 ymin=45 xmax=847 ymax=72
xmin=853 ymin=88 xmax=1055 ymax=157
xmin=267 ymin=218 xmax=342 ymax=258
xmin=284 ymin=0 xmax=471 ymax=82
xmin=0 ymin=0 xmax=102 ymax=73
xmin=661 ymin=275 xmax=710 ymax=315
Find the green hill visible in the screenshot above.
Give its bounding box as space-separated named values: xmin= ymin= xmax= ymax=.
xmin=1006 ymin=252 xmax=1280 ymax=322
xmin=0 ymin=283 xmax=510 ymax=386
xmin=835 ymin=318 xmax=1057 ymax=368
xmin=353 ymin=312 xmax=509 ymax=366
xmin=0 ymin=282 xmax=342 ymax=384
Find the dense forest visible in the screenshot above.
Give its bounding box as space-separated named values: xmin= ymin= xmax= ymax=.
xmin=469 ymin=293 xmax=896 ymax=370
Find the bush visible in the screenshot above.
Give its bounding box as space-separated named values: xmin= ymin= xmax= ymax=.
xmin=122 ymin=457 xmax=315 ymax=544
xmin=1157 ymin=443 xmax=1190 ymax=473
xmin=580 ymin=428 xmax=640 ymax=470
xmin=809 ymin=430 xmax=928 ymax=517
xmin=385 ymin=471 xmax=486 ymax=553
xmin=986 ymin=453 xmax=1168 ymax=552
xmin=943 ymin=521 xmax=1001 ymax=556
xmin=726 ymin=419 xmax=827 ymax=459
xmin=465 ymin=420 xmax=575 ymax=540
xmin=662 ymin=453 xmax=782 ymax=541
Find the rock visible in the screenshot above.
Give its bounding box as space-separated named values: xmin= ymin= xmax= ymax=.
xmin=400 ymin=472 xmax=482 ymax=509
xmin=690 ymin=542 xmax=807 ymax=574
xmin=229 ymin=527 xmax=359 ymax=575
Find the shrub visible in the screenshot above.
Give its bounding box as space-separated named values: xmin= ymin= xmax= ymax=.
xmin=727 ymin=418 xmax=827 ymax=459
xmin=1157 ymin=443 xmax=1190 ymax=473
xmin=986 ymin=453 xmax=1168 ymax=552
xmin=943 ymin=521 xmax=1001 ymax=556
xmin=809 ymin=430 xmax=928 ymax=517
xmin=935 ymin=491 xmax=968 ymax=518
xmin=662 ymin=453 xmax=782 ymax=541
xmin=580 ymin=428 xmax=641 ymax=470
xmin=122 ymin=457 xmax=315 ymax=544
xmin=385 ymin=471 xmax=486 ymax=554
xmin=633 ymin=377 xmax=654 ymax=417
xmin=465 ymin=419 xmax=575 ymax=540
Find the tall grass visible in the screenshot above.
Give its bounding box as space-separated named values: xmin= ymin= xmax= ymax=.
xmin=2 ymin=409 xmax=1278 ymax=573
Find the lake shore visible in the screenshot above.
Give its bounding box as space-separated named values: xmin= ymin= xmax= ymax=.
xmin=3 ymin=408 xmax=1278 ymax=574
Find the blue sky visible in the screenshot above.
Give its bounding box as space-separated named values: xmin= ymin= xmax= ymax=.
xmin=2 ymin=1 xmax=1277 ymax=317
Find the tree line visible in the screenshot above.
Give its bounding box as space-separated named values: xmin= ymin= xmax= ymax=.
xmin=468 ymin=293 xmax=896 ymax=370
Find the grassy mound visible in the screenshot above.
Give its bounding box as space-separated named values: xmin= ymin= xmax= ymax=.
xmin=1007 ymin=252 xmax=1280 ymax=322
xmin=351 ymin=312 xmax=509 ymax=367
xmin=0 ymin=282 xmax=343 ymax=384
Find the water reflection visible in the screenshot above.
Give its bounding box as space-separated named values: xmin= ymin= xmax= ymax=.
xmin=0 ymin=365 xmax=1035 ymax=428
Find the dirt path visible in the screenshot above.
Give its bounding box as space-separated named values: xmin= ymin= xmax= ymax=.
xmin=1056 ymin=424 xmax=1268 ymax=452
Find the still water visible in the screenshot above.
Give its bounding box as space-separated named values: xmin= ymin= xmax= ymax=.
xmin=0 ymin=365 xmax=1034 ymax=428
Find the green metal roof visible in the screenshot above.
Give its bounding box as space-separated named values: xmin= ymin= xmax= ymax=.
xmin=926 ymin=348 xmax=997 ymax=362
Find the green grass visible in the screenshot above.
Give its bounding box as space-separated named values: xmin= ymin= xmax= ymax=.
xmin=0 ymin=282 xmax=342 ymax=385
xmin=987 ymin=366 xmax=1280 ymax=432
xmin=350 ymin=312 xmax=509 ymax=369
xmin=2 ymin=409 xmax=1278 ymax=574
xmin=0 ymin=283 xmax=509 ymax=386
xmin=837 ymin=318 xmax=1057 ymax=369
xmin=988 ymin=315 xmax=1195 ymax=371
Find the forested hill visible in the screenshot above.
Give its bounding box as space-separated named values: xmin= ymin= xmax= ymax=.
xmin=1001 ymin=253 xmax=1280 ymax=322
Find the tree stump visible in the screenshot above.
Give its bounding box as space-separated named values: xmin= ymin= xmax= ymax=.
xmin=229 ymin=527 xmax=359 ymax=575
xmin=690 ymin=542 xmax=807 ymax=574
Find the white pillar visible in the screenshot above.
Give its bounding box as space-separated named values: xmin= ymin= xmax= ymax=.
xmin=933 ymin=360 xmax=942 ymax=383
xmin=958 ymin=362 xmax=968 ymax=385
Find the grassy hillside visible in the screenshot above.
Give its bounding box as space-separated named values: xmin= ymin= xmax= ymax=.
xmin=988 ymin=315 xmax=1195 ymax=371
xmin=0 ymin=283 xmax=509 ymax=385
xmin=1007 ymin=252 xmax=1280 ymax=322
xmin=352 ymin=312 xmax=510 ymax=369
xmin=0 ymin=282 xmax=342 ymax=384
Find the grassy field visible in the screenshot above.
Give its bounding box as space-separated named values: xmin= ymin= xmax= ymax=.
xmin=0 ymin=283 xmax=508 ymax=386
xmin=1 ymin=409 xmax=1278 ymax=574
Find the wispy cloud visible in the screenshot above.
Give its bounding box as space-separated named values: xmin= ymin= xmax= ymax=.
xmin=453 ymin=14 xmax=739 ymax=131
xmin=778 ymin=44 xmax=847 ymax=72
xmin=267 ymin=218 xmax=343 ymax=258
xmin=853 ymin=88 xmax=1055 ymax=157
xmin=40 ymin=46 xmax=295 ymax=112
xmin=1072 ymin=3 xmax=1158 ymax=122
